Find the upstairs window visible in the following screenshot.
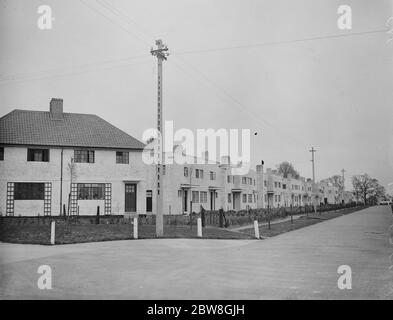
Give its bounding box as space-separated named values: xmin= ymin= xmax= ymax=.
xmin=184 ymin=167 xmax=189 ymax=177
xmin=196 ymin=169 xmax=204 ymax=179
xmin=227 ymin=175 xmax=231 ymax=183
xmin=116 ymin=151 xmax=129 ymax=164
xmin=0 ymin=147 xmax=3 ymax=160
xmin=74 ymin=150 xmax=94 ymax=163
xmin=27 ymin=149 xmax=49 ymax=162
xmin=14 ymin=183 xmax=44 ymax=200
xmin=210 ymin=171 xmax=216 ymax=180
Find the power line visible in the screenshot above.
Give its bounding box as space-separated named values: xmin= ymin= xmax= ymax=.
xmin=0 ymin=54 xmax=148 ymax=81
xmin=0 ymin=59 xmax=152 ymax=85
xmin=79 ymin=0 xmax=151 ymax=46
xmin=169 ymin=56 xmax=306 ymax=147
xmin=95 ymin=0 xmax=154 ymax=42
xmin=172 ymin=29 xmax=387 ymax=56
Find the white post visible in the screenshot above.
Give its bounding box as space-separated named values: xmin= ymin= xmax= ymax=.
xmin=133 ymin=217 xmax=138 ymax=239
xmin=254 ymin=220 xmax=260 ymax=239
xmin=50 ymin=221 xmax=55 ymax=245
xmin=197 ymin=217 xmax=202 ymax=238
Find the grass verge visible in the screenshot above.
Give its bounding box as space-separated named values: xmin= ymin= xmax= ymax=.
xmin=239 ymin=206 xmax=365 ymax=238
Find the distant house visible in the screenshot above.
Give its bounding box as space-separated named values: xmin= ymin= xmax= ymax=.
xmin=0 ymin=98 xmax=155 ymax=217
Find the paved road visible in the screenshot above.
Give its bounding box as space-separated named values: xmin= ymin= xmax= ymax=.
xmin=1 ymin=205 xmax=392 ymax=299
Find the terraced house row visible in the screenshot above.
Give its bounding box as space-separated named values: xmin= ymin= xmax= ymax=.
xmin=0 ymin=99 xmax=352 ymax=217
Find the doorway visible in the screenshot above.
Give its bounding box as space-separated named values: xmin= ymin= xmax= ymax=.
xmin=146 ymin=190 xmax=152 ymax=212
xmin=125 ymin=184 xmax=137 ymax=212
xmin=210 ymin=191 xmax=216 ymax=210
xmin=183 ymin=189 xmax=188 ymax=213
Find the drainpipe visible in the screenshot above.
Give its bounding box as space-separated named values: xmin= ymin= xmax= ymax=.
xmin=60 ymin=148 xmax=63 ymax=216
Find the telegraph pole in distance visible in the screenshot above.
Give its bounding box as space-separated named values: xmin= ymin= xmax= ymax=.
xmin=309 ymin=147 xmax=317 ymax=214
xmin=341 ymin=168 xmax=346 ymax=203
xmin=310 ymin=147 xmax=316 ymax=182
xmin=151 ymin=40 xmax=169 ymax=237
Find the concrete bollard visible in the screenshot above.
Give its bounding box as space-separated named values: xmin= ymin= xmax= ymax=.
xmin=50 ymin=221 xmax=55 ymax=245
xmin=254 ymin=220 xmax=260 ymax=239
xmin=197 ymin=217 xmax=202 ymax=238
xmin=133 ymin=217 xmax=138 ymax=239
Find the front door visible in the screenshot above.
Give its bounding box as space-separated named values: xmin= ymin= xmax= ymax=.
xmin=183 ymin=190 xmax=188 ymax=213
xmin=146 ymin=190 xmax=152 ymax=212
xmin=125 ymin=184 xmax=137 ymax=212
xmin=210 ymin=191 xmax=215 ymax=210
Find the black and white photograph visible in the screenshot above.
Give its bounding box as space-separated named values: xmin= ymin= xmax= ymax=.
xmin=0 ymin=0 xmax=392 ymax=306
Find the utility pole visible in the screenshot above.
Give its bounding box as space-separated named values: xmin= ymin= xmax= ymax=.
xmin=151 ymin=40 xmax=169 ymax=237
xmin=309 ymin=147 xmax=317 ymax=214
xmin=309 ymin=147 xmax=316 ymax=182
xmin=341 ymin=168 xmax=346 ymax=203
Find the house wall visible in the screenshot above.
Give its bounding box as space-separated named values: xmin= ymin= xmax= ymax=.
xmin=0 ymin=146 xmax=155 ymax=216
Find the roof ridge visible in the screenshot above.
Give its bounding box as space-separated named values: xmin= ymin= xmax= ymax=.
xmin=11 ymin=109 xmax=99 ymax=117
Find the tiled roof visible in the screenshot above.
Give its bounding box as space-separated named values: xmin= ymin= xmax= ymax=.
xmin=0 ymin=109 xmax=145 ymax=150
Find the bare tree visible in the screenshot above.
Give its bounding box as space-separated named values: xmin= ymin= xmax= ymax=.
xmin=67 ymin=159 xmax=77 ymax=217
xmin=351 ymin=174 xmax=385 ymax=205
xmin=277 ymin=161 xmax=299 ymax=179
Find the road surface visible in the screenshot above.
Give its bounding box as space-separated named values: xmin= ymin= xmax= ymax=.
xmin=0 ymin=205 xmax=392 ymax=299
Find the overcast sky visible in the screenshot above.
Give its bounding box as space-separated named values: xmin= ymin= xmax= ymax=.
xmin=0 ymin=0 xmax=392 ymax=190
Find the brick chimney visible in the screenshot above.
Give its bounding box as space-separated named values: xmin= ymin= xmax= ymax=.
xmin=50 ymin=98 xmax=63 ymax=120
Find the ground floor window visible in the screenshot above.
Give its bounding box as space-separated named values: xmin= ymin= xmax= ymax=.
xmin=14 ymin=183 xmax=44 ymax=200
xmin=228 ymin=193 xmax=231 ymax=203
xmin=192 ymin=191 xmax=199 ymax=203
xmin=200 ymin=191 xmax=207 ymax=203
xmin=77 ymin=183 xmax=105 ymax=200
xmin=242 ymin=194 xmax=247 ymax=203
xmin=248 ymin=194 xmax=252 ymax=203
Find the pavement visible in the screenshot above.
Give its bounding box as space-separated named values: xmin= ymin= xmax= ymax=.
xmin=0 ymin=205 xmax=392 ymax=299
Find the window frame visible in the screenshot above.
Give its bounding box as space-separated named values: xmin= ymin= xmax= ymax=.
xmin=192 ymin=191 xmax=199 ymax=203
xmin=242 ymin=194 xmax=247 ymax=203
xmin=14 ymin=182 xmax=45 ymax=200
xmin=77 ymin=183 xmax=105 ymax=200
xmin=74 ymin=149 xmax=95 ymax=163
xmin=116 ymin=151 xmax=129 ymax=164
xmin=27 ymin=148 xmax=50 ymax=162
